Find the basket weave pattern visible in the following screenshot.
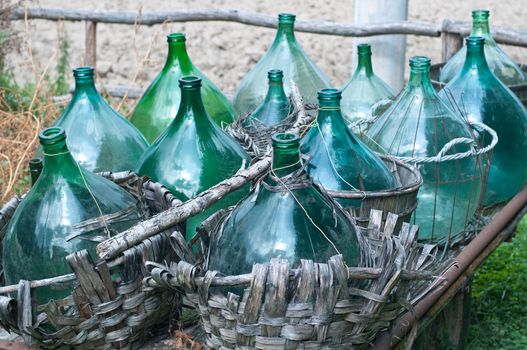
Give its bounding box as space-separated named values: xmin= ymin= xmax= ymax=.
xmin=0 ymin=172 xmax=184 ymax=349
xmin=145 ymin=209 xmax=438 ymax=349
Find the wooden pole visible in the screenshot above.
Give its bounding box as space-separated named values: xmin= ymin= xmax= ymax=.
xmin=441 ymin=19 xmax=463 ymax=62
xmin=84 ymin=20 xmax=97 ymax=68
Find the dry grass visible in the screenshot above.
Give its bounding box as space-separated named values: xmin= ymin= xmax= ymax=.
xmin=0 ymin=5 xmax=163 ymax=204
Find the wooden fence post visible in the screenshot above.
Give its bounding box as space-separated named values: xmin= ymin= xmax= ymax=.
xmin=84 ymin=21 xmax=97 ymax=68
xmin=441 ymin=19 xmax=463 ymax=62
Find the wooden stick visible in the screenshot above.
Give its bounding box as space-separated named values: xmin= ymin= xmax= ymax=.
xmin=84 ymin=20 xmax=97 ymax=68
xmin=96 ymin=158 xmax=272 ymax=259
xmin=9 ymin=7 xmax=441 ymax=36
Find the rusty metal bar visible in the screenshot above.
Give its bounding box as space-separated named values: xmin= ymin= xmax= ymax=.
xmin=371 ymin=185 xmax=527 ymax=349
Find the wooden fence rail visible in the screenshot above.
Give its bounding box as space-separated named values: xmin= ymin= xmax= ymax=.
xmin=8 ymin=6 xmax=527 ymax=96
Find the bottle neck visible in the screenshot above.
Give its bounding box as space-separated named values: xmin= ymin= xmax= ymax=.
xmin=265 ymin=79 xmax=287 ymax=101
xmin=355 ymin=52 xmax=374 ymax=77
xmin=41 ymin=140 xmax=79 ymax=176
xmin=272 ymin=146 xmax=302 ymax=178
xmin=471 ymin=20 xmax=495 ymax=44
xmin=166 ymin=41 xmax=193 ymax=71
xmin=73 ymin=76 xmax=98 ymax=96
xmin=462 ymin=44 xmax=492 ymax=74
xmin=29 ymin=158 xmax=43 ymax=187
xmin=407 ymin=67 xmax=436 ymax=94
xmin=273 ymin=21 xmax=296 ymax=44
xmin=177 ymin=87 xmax=208 ymax=121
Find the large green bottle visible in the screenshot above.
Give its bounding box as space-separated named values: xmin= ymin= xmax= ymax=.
xmin=301 ymin=88 xmax=397 ymax=208
xmin=135 ymin=76 xmax=250 ymax=238
xmin=208 ymin=133 xmax=361 ymax=275
xmin=130 ymin=33 xmax=235 ymax=143
xmin=341 ymin=44 xmax=395 ymax=135
xmin=441 ymin=36 xmax=527 ymax=206
xmin=366 ymin=57 xmax=482 ymax=242
xmin=439 ymin=10 xmax=526 ymax=85
xmin=242 ymin=69 xmax=290 ymax=127
xmin=3 ymin=127 xmax=141 ymax=303
xmin=52 ymin=67 xmax=148 ymax=173
xmin=233 ymin=13 xmax=332 ymax=114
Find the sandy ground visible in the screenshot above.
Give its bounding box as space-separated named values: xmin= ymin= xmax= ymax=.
xmin=5 ymin=0 xmax=527 ymax=97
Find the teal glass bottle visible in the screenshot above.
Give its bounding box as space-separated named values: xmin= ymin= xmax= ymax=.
xmin=208 ymin=133 xmax=361 ymax=275
xmin=341 ymin=44 xmax=395 ymax=135
xmin=366 ymin=56 xmax=482 ymax=242
xmin=301 ymin=88 xmax=397 ymax=208
xmin=233 ymin=13 xmax=332 ymax=114
xmin=135 ymin=77 xmax=250 ymax=238
xmin=439 ymin=10 xmax=526 ymax=85
xmin=441 ymin=36 xmax=527 ymax=206
xmin=242 ymin=69 xmax=290 ymax=127
xmin=130 ymin=33 xmax=235 ymax=142
xmin=52 ymin=67 xmax=148 ymax=173
xmin=3 ymin=127 xmax=141 ymax=303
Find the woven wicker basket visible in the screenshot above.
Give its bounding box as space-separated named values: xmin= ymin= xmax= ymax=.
xmin=430 ymin=62 xmax=527 ymax=107
xmin=326 ymin=155 xmax=422 ymax=230
xmin=144 ymin=209 xmax=438 ymax=350
xmin=0 ymin=171 xmax=184 ymax=349
xmin=227 ymin=90 xmax=423 ymax=230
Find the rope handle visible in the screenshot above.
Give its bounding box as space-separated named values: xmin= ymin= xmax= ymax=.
xmin=394 ymin=121 xmax=498 ymax=164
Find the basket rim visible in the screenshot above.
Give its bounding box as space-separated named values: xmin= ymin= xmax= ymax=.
xmin=325 ymin=154 xmax=423 ymax=199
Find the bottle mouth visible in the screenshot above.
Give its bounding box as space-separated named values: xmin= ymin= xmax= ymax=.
xmin=29 ymin=157 xmax=43 ymax=167
xmin=472 ymin=9 xmax=490 ymax=22
xmin=357 ymin=43 xmax=372 ymax=56
xmin=73 ymin=66 xmax=94 ymax=78
xmin=167 ymin=33 xmax=186 ymax=43
xmin=39 ymin=127 xmax=67 ymax=145
xmin=278 ymin=13 xmax=296 ymax=24
xmin=179 ymin=76 xmax=202 ymax=89
xmin=268 ymin=69 xmax=284 ymax=82
xmin=318 ymin=88 xmax=342 ymax=101
xmin=466 ymin=35 xmax=485 ymax=47
xmin=409 ymin=56 xmax=431 ymax=70
xmin=272 ymin=132 xmax=300 ymax=149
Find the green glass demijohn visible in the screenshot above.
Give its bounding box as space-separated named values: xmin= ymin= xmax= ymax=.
xmin=233 ymin=13 xmax=332 ymax=114
xmin=441 ymin=36 xmax=527 ymax=206
xmin=242 ymin=69 xmax=291 ymax=127
xmin=341 ymin=44 xmax=396 ymax=135
xmin=301 ymin=88 xmax=397 ymax=208
xmin=439 ymin=10 xmax=526 ymax=86
xmin=52 ymin=67 xmax=148 ymax=173
xmin=208 ymin=133 xmax=361 ymax=276
xmin=3 ymin=127 xmax=142 ymax=303
xmin=130 ymin=33 xmax=235 ymax=143
xmin=366 ymin=56 xmax=483 ymax=242
xmin=135 ymin=76 xmax=250 ymax=238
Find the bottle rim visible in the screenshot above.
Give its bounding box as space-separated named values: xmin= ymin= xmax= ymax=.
xmin=357 ymin=43 xmax=372 ymax=55
xmin=39 ymin=127 xmax=67 ymax=145
xmin=268 ymin=69 xmax=284 ymax=81
xmin=167 ymin=33 xmax=186 ymax=43
xmin=179 ymin=76 xmax=202 ymax=89
xmin=466 ymin=35 xmax=485 ymax=47
xmin=409 ymin=56 xmax=431 ymax=69
xmin=29 ymin=157 xmax=43 ymax=167
xmin=278 ymin=13 xmax=296 ymax=24
xmin=472 ymin=9 xmax=490 ymax=21
xmin=318 ymin=88 xmax=342 ymax=100
xmin=73 ymin=66 xmax=94 ymax=78
xmin=272 ymin=132 xmax=300 ymax=148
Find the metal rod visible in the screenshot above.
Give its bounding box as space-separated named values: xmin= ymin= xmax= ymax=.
xmin=370 ymin=186 xmax=527 ymax=349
